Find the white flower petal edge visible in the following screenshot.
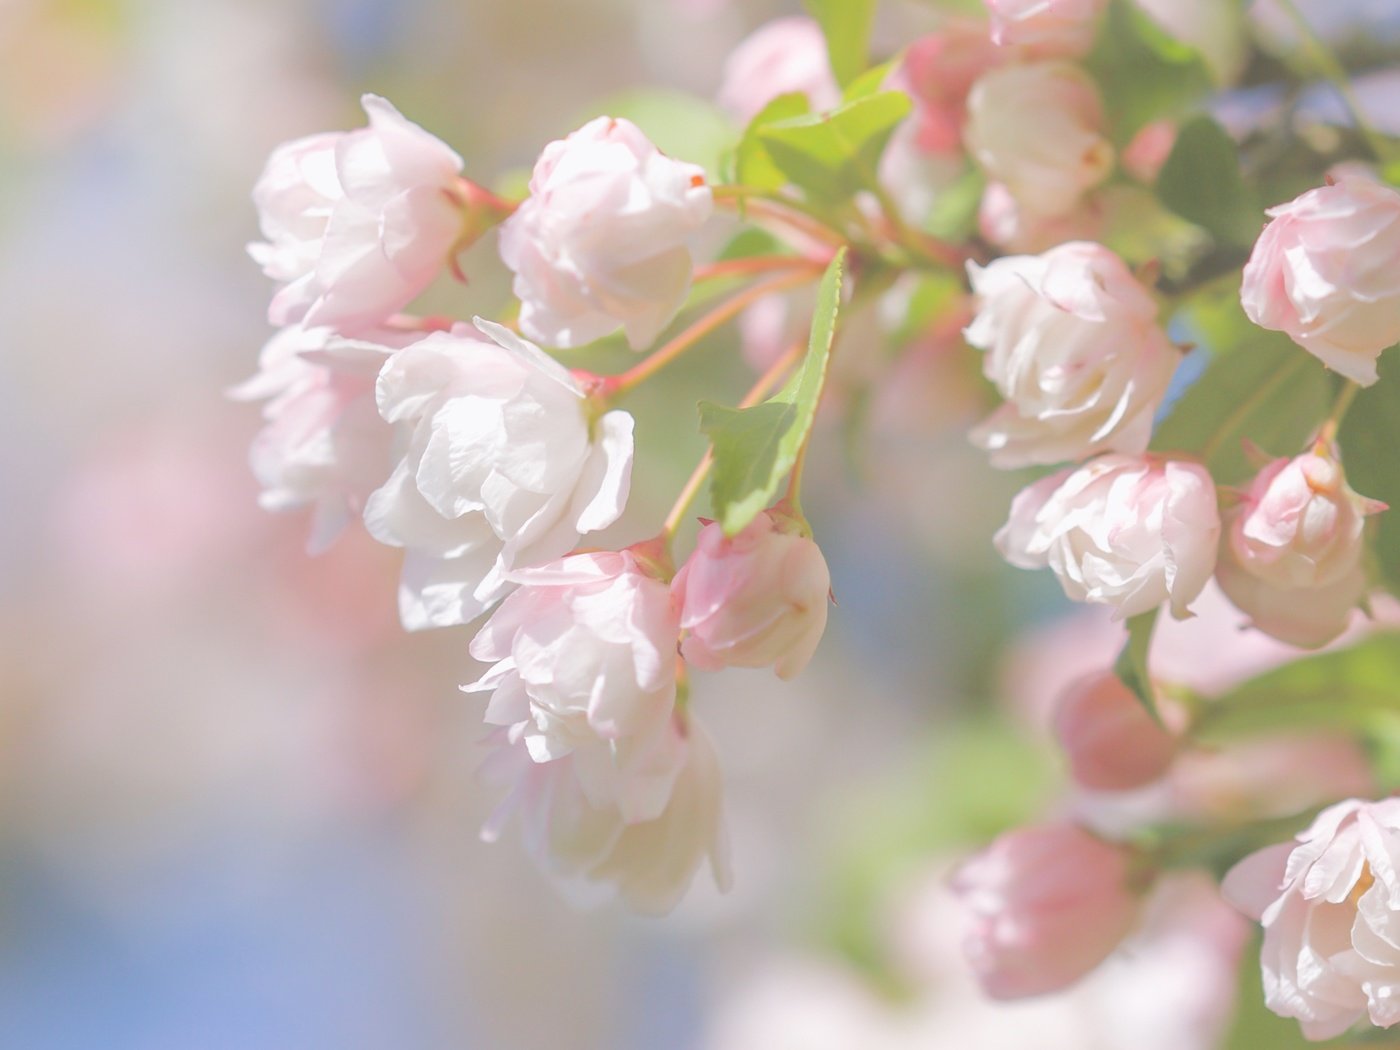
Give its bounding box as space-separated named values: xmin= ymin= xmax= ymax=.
xmin=363 ymin=320 xmax=634 ymax=630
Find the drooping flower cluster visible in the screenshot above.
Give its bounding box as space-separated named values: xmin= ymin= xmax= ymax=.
xmin=229 ymin=7 xmax=1400 ymax=1041
xmin=240 ymin=94 xmax=834 ymax=913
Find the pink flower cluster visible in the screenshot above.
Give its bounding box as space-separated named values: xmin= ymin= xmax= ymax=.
xmin=239 ymin=97 xmax=834 ymax=912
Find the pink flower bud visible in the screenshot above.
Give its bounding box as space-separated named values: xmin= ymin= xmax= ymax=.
xmin=1122 ymin=120 xmax=1178 ymax=184
xmin=965 ymin=61 xmax=1114 ymax=218
xmin=985 ymin=0 xmax=1107 ymax=59
xmin=1241 ymin=176 xmax=1400 ymax=386
xmin=965 ymin=242 xmax=1179 ymax=467
xmin=673 ymin=510 xmax=831 ymax=680
xmin=248 ymin=95 xmax=465 ymax=333
xmin=1216 ymin=447 xmax=1382 ymax=648
xmin=498 ymin=117 xmax=713 ymax=351
xmin=899 ymin=24 xmax=1005 ymax=156
xmin=716 ymin=17 xmax=841 ymax=123
xmin=1053 ymin=672 xmax=1178 ymax=790
xmin=952 ymin=822 xmax=1142 ymax=998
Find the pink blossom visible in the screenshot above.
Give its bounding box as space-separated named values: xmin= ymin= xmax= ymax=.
xmin=673 ymin=510 xmax=831 ymax=680
xmin=1216 ymin=447 xmax=1383 ymax=647
xmin=248 ymin=94 xmax=465 ymax=333
xmin=498 ymin=117 xmax=713 ymax=351
xmin=1241 ymin=176 xmax=1400 ymax=385
xmin=985 ymin=0 xmax=1107 ymax=59
xmin=997 ymin=455 xmax=1221 ymax=620
xmin=898 ymin=24 xmax=1005 ymax=156
xmin=230 ymin=324 xmax=415 ymax=553
xmin=363 ymin=320 xmax=634 ymax=630
xmin=1224 ymin=799 xmax=1400 ymax=1040
xmin=469 ymin=551 xmax=730 ymax=913
xmin=965 ymin=242 xmax=1180 ymax=467
xmin=1053 ymin=672 xmax=1178 ymax=791
xmin=952 ymin=822 xmax=1142 ymax=998
xmin=965 ymin=61 xmax=1114 ymax=219
xmin=716 ymin=17 xmax=840 ymax=124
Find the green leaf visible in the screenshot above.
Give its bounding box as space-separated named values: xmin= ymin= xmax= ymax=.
xmin=1192 ymin=634 xmax=1400 ymax=744
xmin=758 ymin=91 xmax=912 ymax=203
xmin=1156 ymin=116 xmax=1262 ymax=247
xmin=923 ymin=164 xmax=985 ymax=242
xmin=1114 ymin=608 xmax=1161 ymax=721
xmin=802 ymin=0 xmax=877 ymax=88
xmin=1151 ymin=313 xmax=1334 ymax=484
xmin=1339 ymin=358 xmax=1400 ymax=595
xmin=1086 ymin=0 xmax=1213 ymax=144
xmin=842 ymin=59 xmax=895 ymax=103
xmin=733 ymin=93 xmax=811 ymax=193
xmin=581 ymin=89 xmax=736 ymax=178
xmin=699 ymin=249 xmax=847 ymax=535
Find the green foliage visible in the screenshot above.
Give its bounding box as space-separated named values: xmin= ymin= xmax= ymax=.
xmin=1340 ymin=362 xmax=1400 ymax=595
xmin=1157 ymin=116 xmax=1262 ymax=248
xmin=814 ymin=718 xmax=1057 ymax=991
xmin=732 ymin=93 xmax=812 ymax=193
xmin=923 ymin=164 xmax=985 ymax=243
xmin=758 ymin=91 xmax=913 ymax=204
xmin=1191 ymin=633 xmax=1400 ymax=744
xmin=581 ymin=89 xmax=735 ymax=178
xmin=802 ymin=0 xmax=877 ymax=88
xmin=700 ymin=250 xmax=846 ymax=535
xmin=1086 ymin=0 xmax=1213 ymax=144
xmin=1115 ymin=608 xmax=1161 ymax=721
xmin=1151 ymin=298 xmax=1334 ymax=484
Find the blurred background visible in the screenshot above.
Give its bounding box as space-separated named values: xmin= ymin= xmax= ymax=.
xmin=3 ymin=1 xmax=1399 ymax=1048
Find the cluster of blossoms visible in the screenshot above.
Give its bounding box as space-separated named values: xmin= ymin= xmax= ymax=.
xmin=237 ymin=0 xmax=1400 ymax=1040
xmin=241 ymin=96 xmax=833 ymax=912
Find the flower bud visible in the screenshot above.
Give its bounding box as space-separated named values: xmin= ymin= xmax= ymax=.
xmin=965 ymin=61 xmax=1114 ymax=219
xmin=1122 ymin=120 xmax=1177 ymax=184
xmin=898 ymin=24 xmax=1004 ymax=156
xmin=1053 ymin=672 xmax=1178 ymax=791
xmin=997 ymin=455 xmax=1220 ymax=620
xmin=716 ymin=16 xmax=840 ymax=123
xmin=1241 ymin=176 xmax=1400 ymax=386
xmin=1215 ymin=447 xmax=1383 ymax=648
xmin=965 ymin=242 xmax=1179 ymax=467
xmin=985 ymin=0 xmax=1106 ymax=58
xmin=952 ymin=822 xmax=1142 ymax=998
xmin=498 ymin=117 xmax=713 ymax=352
xmin=248 ymin=95 xmax=465 ymax=333
xmin=673 ymin=510 xmax=831 ymax=680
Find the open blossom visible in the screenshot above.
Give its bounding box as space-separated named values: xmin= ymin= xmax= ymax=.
xmin=997 ymin=455 xmax=1220 ymax=620
xmin=952 ymin=822 xmax=1143 ymax=998
xmin=230 ymin=324 xmax=418 ymax=553
xmin=1242 ymin=176 xmax=1400 ymax=386
xmin=673 ymin=510 xmax=831 ymax=680
xmin=985 ymin=0 xmax=1107 ymax=58
xmin=468 ymin=550 xmax=728 ymax=913
xmin=965 ymin=242 xmax=1180 ymax=468
xmin=1053 ymin=672 xmax=1178 ymax=791
xmin=498 ymin=117 xmax=713 ymax=351
xmin=1216 ymin=447 xmax=1382 ymax=648
xmin=1224 ymin=799 xmax=1400 ymax=1040
xmin=965 ymin=62 xmax=1114 ymax=219
xmin=248 ymin=94 xmax=465 ymax=333
xmin=363 ymin=319 xmax=634 ymax=630
xmin=466 ymin=550 xmax=680 ymax=780
xmin=716 ymin=16 xmax=841 ymax=123
xmin=898 ymin=24 xmax=1004 ymax=156
xmin=478 ymin=713 xmax=730 ymax=915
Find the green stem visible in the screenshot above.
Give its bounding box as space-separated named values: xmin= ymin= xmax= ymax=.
xmin=1274 ymin=0 xmax=1396 ymax=164
xmin=1320 ymin=381 xmax=1362 ymax=444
